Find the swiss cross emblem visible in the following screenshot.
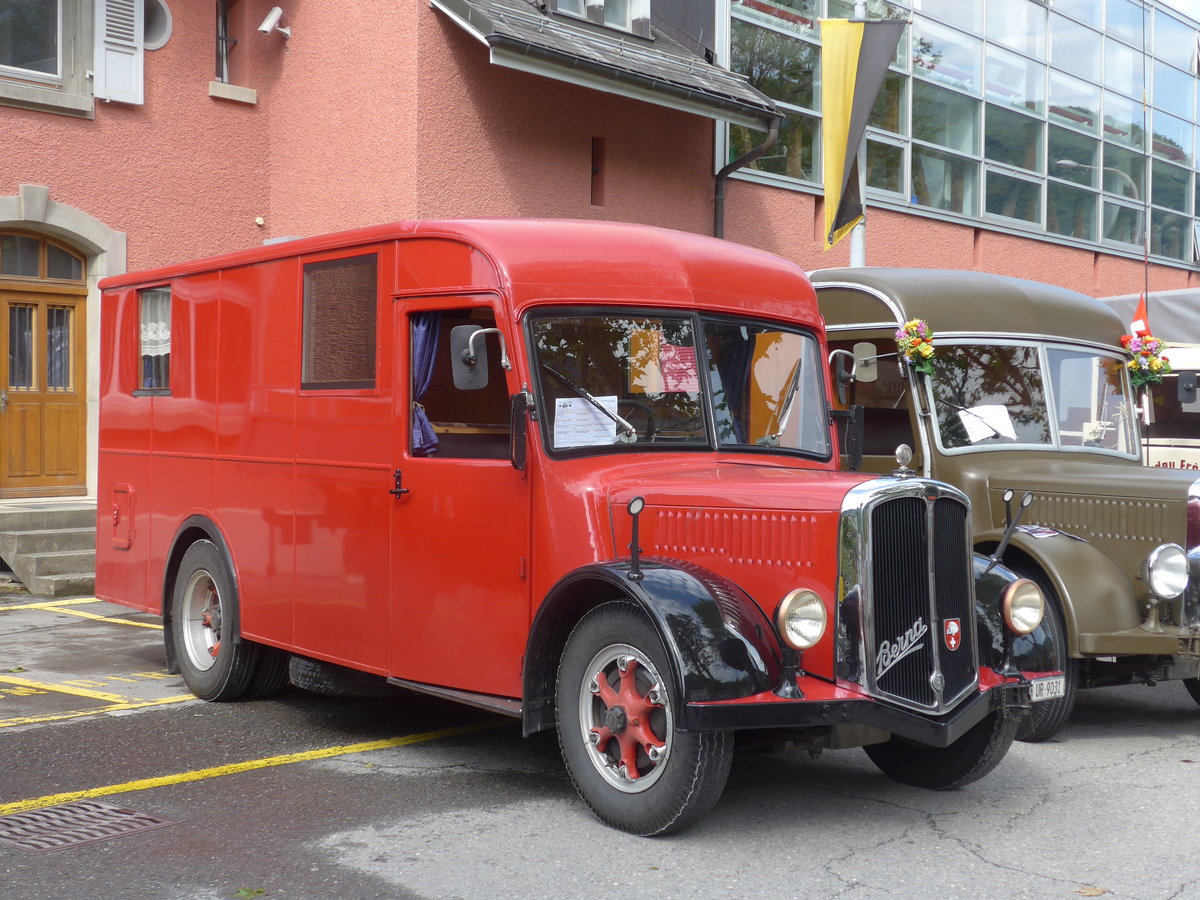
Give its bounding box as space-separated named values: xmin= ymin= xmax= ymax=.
xmin=944 ymin=618 xmax=962 ymax=651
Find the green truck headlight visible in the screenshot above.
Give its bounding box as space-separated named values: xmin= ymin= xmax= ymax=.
xmin=1002 ymin=578 xmax=1045 ymax=635
xmin=1145 ymin=543 xmax=1188 ymax=600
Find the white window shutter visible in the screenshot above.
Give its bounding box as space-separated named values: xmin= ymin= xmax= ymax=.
xmin=94 ymin=0 xmax=144 ymax=104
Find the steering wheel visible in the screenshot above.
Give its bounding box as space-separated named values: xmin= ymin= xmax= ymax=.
xmin=618 ymin=399 xmax=659 ymax=442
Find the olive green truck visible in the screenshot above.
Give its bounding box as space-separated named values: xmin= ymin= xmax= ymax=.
xmin=815 ymin=268 xmax=1200 ymax=741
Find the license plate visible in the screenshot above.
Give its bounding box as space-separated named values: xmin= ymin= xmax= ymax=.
xmin=1029 ymin=675 xmax=1066 ymax=702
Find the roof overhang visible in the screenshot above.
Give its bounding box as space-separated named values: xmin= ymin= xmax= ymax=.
xmin=430 ymin=0 xmax=780 ymax=130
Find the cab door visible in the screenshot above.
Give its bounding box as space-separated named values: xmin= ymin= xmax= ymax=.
xmin=389 ymin=299 xmax=531 ymax=697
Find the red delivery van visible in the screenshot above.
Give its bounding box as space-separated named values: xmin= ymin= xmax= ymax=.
xmin=97 ymin=219 xmax=1053 ymax=835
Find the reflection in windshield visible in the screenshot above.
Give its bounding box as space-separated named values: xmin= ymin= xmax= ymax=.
xmin=928 ymin=343 xmax=1137 ymax=454
xmin=529 ymin=313 xmax=829 ymax=456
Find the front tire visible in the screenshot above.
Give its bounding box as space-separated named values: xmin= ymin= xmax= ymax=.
xmin=1184 ymin=678 xmax=1200 ymax=706
xmin=556 ymin=602 xmax=733 ymax=836
xmin=864 ymin=709 xmax=1017 ymax=790
xmin=1014 ymin=568 xmax=1079 ymax=743
xmin=170 ymin=540 xmax=258 ymax=701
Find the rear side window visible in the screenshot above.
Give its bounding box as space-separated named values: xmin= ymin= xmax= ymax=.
xmin=301 ymin=254 xmax=378 ymax=389
xmin=138 ymin=286 xmax=171 ymax=391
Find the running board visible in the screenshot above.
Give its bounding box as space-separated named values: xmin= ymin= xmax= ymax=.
xmin=387 ymin=677 xmax=523 ymax=718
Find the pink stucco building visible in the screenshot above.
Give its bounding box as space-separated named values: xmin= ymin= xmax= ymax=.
xmin=3 ymin=0 xmax=1198 ymax=499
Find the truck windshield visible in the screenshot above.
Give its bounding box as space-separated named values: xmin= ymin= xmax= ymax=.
xmin=529 ymin=312 xmax=830 ymax=456
xmin=928 ymin=342 xmax=1138 ymax=455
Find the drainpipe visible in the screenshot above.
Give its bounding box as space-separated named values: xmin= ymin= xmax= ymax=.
xmin=714 ymin=115 xmax=781 ymax=239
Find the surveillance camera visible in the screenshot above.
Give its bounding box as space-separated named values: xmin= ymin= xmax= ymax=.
xmin=258 ymin=6 xmax=283 ymax=34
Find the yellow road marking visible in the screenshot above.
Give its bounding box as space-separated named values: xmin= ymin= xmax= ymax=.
xmin=0 ymin=694 xmax=197 ymax=729
xmin=0 ymin=597 xmax=161 ymax=629
xmin=0 ymin=721 xmax=505 ymax=815
xmin=39 ymin=606 xmax=162 ymax=629
xmin=0 ymin=598 xmax=102 ymax=611
xmin=0 ymin=675 xmax=129 ymax=702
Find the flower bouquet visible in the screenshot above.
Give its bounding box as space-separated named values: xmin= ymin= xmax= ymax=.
xmin=1120 ymin=333 xmax=1171 ymax=387
xmin=896 ymin=319 xmax=935 ymax=376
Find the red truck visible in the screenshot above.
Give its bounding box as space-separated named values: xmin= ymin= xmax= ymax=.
xmin=96 ymin=219 xmax=1052 ymax=835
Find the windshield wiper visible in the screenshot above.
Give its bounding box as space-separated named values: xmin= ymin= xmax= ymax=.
xmin=758 ymin=359 xmax=802 ymax=447
xmin=541 ymin=364 xmax=638 ymax=441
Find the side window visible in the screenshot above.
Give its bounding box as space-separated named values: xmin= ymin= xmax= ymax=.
xmin=301 ymin=254 xmax=378 ymax=390
xmin=827 ymin=338 xmax=915 ymax=457
xmin=411 ymin=308 xmax=510 ymax=459
xmin=138 ymin=286 xmax=170 ymax=391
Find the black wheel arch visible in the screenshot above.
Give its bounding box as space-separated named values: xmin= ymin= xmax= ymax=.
xmin=161 ymin=515 xmax=238 ymax=675
xmin=972 ymin=550 xmax=1060 ymax=673
xmin=521 ymin=559 xmax=782 ymax=737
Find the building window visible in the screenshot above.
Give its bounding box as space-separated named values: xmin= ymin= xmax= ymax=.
xmin=216 ymin=0 xmax=242 ymax=83
xmin=553 ymin=0 xmax=650 ymax=38
xmin=138 ymin=286 xmax=171 ymax=391
xmin=725 ymin=0 xmax=1200 ymax=269
xmin=301 ymin=255 xmax=378 ymax=390
xmin=0 ymin=233 xmax=85 ymax=281
xmin=0 ymin=0 xmax=90 ymax=114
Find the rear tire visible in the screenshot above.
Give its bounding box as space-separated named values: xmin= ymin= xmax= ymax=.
xmin=555 ymin=602 xmax=733 ymax=836
xmin=864 ymin=709 xmax=1017 ymax=790
xmin=245 ymin=646 xmax=292 ymax=699
xmin=1014 ymin=568 xmax=1079 ymax=743
xmin=287 ymin=655 xmax=396 ymax=698
xmin=170 ymin=540 xmax=258 ymax=701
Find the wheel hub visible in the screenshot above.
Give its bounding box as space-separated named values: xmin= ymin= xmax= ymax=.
xmin=604 ymin=705 xmax=628 ymax=733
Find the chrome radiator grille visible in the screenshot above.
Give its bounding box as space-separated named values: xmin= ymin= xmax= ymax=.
xmin=851 ymin=487 xmax=978 ymax=714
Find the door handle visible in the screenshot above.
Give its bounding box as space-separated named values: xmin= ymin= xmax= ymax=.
xmin=389 ymin=468 xmax=410 ymax=497
xmin=0 ymin=392 xmax=6 ymax=412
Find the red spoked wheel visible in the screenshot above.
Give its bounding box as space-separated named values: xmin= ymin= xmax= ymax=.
xmin=556 ymin=602 xmax=732 ymax=835
xmin=579 ymin=643 xmax=673 ymax=792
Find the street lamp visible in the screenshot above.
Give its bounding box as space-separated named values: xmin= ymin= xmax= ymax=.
xmin=1054 ymin=159 xmax=1139 ymax=200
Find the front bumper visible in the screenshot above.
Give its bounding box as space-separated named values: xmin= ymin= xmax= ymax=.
xmin=683 ymin=677 xmax=1030 ymax=748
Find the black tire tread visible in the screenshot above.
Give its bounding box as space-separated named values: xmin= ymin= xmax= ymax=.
xmin=288 ymin=654 xmax=396 ymax=698
xmin=1013 ymin=566 xmax=1079 ymax=743
xmin=555 ymin=601 xmax=733 ymax=836
xmin=864 ymin=709 xmax=1018 ymax=790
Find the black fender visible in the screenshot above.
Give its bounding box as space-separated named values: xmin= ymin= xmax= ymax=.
xmin=521 ymin=559 xmax=782 ymax=736
xmin=972 ymin=553 xmax=1056 ymax=672
xmin=160 ymin=514 xmax=238 ymax=675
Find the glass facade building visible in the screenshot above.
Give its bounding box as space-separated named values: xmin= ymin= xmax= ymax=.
xmin=724 ymin=0 xmax=1200 ymax=267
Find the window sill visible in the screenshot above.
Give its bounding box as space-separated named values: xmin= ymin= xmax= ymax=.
xmin=0 ymin=80 xmax=93 ymax=118
xmin=208 ymin=81 xmax=258 ymax=105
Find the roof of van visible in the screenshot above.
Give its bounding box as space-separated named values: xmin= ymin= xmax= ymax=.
xmin=100 ymin=218 xmax=817 ymax=323
xmin=810 ymin=267 xmax=1124 ymax=348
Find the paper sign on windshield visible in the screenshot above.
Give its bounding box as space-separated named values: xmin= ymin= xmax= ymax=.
xmin=958 ymin=404 xmax=1018 ymax=443
xmin=554 ymin=396 xmax=618 ymax=448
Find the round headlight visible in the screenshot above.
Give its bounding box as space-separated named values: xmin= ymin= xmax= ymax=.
xmin=1144 ymin=543 xmax=1188 ymax=600
xmin=776 ymin=589 xmax=827 ymax=650
xmin=1002 ymin=578 xmax=1045 ymax=635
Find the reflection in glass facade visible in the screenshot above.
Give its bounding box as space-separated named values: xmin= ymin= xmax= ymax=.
xmin=726 ymin=0 xmax=1200 ymax=265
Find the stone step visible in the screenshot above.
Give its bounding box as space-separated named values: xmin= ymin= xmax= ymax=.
xmin=0 ymin=526 xmax=96 ymax=556
xmin=23 ymin=548 xmax=96 ymax=578
xmin=23 ymin=572 xmax=95 ymax=598
xmin=0 ymin=501 xmax=97 ymax=597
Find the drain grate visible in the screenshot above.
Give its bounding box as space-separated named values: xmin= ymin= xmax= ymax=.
xmin=0 ymin=800 xmax=175 ymax=853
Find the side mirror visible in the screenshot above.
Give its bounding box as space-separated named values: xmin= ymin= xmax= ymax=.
xmin=1179 ymin=371 xmax=1197 ymax=406
xmin=450 ymin=325 xmax=511 ymax=390
xmin=451 ymin=325 xmax=489 ymax=390
xmin=853 ymin=341 xmax=879 ymax=384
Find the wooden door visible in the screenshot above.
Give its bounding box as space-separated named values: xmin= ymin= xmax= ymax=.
xmin=0 ymin=289 xmax=87 ymax=497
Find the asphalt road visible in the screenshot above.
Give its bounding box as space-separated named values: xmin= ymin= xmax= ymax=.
xmin=2 ymin=592 xmax=1198 ymax=900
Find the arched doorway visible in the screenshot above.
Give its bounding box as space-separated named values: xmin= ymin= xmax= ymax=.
xmin=1 ymin=232 xmax=88 ymax=497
